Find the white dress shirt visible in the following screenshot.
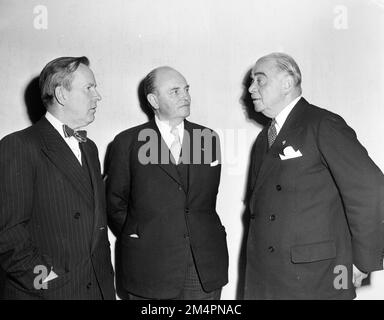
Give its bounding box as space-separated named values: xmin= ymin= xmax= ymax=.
xmin=154 ymin=116 xmax=184 ymax=163
xmin=274 ymin=95 xmax=302 ymax=135
xmin=45 ymin=112 xmax=82 ymax=165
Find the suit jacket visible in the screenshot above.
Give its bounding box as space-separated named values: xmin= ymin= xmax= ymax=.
xmin=245 ymin=97 xmax=384 ymax=300
xmin=0 ymin=117 xmax=115 ymax=299
xmin=105 ymin=119 xmax=228 ymax=299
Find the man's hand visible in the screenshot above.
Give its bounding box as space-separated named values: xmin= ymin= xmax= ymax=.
xmin=352 ymin=264 xmax=368 ymax=288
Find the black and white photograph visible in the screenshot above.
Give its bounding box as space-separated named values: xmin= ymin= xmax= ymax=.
xmin=0 ymin=0 xmax=383 ymax=309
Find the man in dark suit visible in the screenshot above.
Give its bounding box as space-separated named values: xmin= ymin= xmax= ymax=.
xmin=245 ymin=52 xmax=384 ymax=299
xmin=0 ymin=56 xmax=115 ymax=299
xmin=106 ymin=66 xmax=228 ymax=299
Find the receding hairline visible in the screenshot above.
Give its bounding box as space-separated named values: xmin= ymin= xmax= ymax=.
xmin=254 ymin=56 xmax=283 ymax=73
xmin=154 ymin=66 xmax=185 ymax=80
xmin=150 ymin=66 xmax=187 ymax=91
xmin=253 ymin=52 xmax=302 ymax=89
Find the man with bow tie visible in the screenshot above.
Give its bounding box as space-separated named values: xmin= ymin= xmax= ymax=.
xmin=0 ymin=56 xmax=115 ymax=299
xmin=105 ymin=66 xmax=228 ymax=300
xmin=245 ymin=52 xmax=384 ymax=299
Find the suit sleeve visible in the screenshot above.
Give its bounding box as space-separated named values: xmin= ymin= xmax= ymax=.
xmin=0 ymin=134 xmax=55 ymax=292
xmin=105 ymin=135 xmax=131 ymax=236
xmin=318 ymin=114 xmax=384 ymax=272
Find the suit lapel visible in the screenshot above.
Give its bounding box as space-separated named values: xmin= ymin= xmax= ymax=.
xmin=252 ymin=97 xmax=307 ymax=193
xmin=253 ymin=143 xmax=281 ymax=194
xmin=250 ymin=128 xmax=269 ymax=192
xmin=150 ymin=119 xmax=183 ymax=186
xmin=183 ymin=120 xmax=194 ymax=194
xmin=81 ymin=142 xmax=105 ymax=252
xmin=37 ymin=118 xmax=94 ymax=207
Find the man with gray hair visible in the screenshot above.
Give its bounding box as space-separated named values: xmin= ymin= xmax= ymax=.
xmin=0 ymin=56 xmax=115 ymax=299
xmin=245 ymin=52 xmax=384 ymax=299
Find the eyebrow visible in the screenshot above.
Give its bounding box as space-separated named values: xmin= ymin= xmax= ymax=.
xmin=169 ymin=84 xmax=190 ymax=90
xmin=251 ymin=72 xmax=266 ymax=78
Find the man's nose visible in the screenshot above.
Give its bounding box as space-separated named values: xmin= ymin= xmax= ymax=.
xmin=94 ymin=88 xmax=102 ymax=101
xmin=248 ymin=82 xmax=256 ymax=94
xmin=181 ymin=91 xmax=191 ymax=102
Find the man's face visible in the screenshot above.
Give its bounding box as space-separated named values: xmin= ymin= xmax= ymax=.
xmin=152 ymin=68 xmax=191 ymax=123
xmin=62 ymin=64 xmax=101 ymax=129
xmin=248 ymin=59 xmax=286 ymax=118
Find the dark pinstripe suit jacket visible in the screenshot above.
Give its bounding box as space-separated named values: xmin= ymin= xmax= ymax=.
xmin=0 ymin=117 xmax=115 ymax=299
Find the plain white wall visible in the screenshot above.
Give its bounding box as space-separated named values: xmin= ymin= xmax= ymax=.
xmin=0 ymin=0 xmax=383 ymax=299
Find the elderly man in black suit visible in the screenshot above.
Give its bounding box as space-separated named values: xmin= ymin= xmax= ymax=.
xmin=0 ymin=56 xmax=115 ymax=299
xmin=106 ymin=66 xmax=228 ymax=300
xmin=245 ymin=52 xmax=384 ymax=299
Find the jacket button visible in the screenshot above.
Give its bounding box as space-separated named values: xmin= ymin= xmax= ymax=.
xmin=268 ymin=246 xmax=275 ymax=253
xmin=184 ymin=234 xmax=189 ymax=240
xmin=185 ymin=208 xmax=190 ymax=214
xmin=74 ymin=212 xmax=81 ymax=219
xmin=250 ymin=214 xmax=255 ymax=219
xmin=86 ymin=282 xmax=92 ymax=289
xmin=276 ymin=185 xmax=282 ymax=191
xmin=178 ymin=185 xmax=183 ymax=191
xmin=269 ymin=214 xmax=276 ymax=221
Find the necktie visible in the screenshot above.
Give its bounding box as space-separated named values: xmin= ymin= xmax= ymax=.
xmin=63 ymin=125 xmax=87 ymax=143
xmin=170 ymin=127 xmax=182 ymax=164
xmin=267 ymin=119 xmax=277 ymax=148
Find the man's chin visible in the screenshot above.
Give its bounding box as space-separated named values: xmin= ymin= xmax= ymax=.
xmin=181 ymin=106 xmax=190 ymax=117
xmin=253 ymin=101 xmax=265 ymax=113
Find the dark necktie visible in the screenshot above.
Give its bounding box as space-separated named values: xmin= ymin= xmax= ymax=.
xmin=63 ymin=125 xmax=87 ymax=143
xmin=267 ymin=119 xmax=277 ymax=148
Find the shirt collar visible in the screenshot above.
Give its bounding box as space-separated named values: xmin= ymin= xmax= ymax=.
xmin=45 ymin=111 xmax=80 ymax=144
xmin=154 ymin=116 xmax=184 ymax=142
xmin=45 ymin=111 xmax=67 ymax=140
xmin=274 ymin=95 xmax=302 ymax=132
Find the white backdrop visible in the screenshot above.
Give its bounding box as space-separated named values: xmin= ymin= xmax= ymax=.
xmin=0 ymin=0 xmax=383 ymax=299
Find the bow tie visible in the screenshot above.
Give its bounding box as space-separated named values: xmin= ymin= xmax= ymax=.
xmin=62 ymin=125 xmax=87 ymax=143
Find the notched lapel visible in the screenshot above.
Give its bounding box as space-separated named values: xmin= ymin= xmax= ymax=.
xmin=81 ymin=142 xmax=106 ymax=252
xmin=253 ymin=148 xmax=281 ymax=193
xmin=251 ymin=99 xmax=307 ymax=193
xmin=150 ymin=120 xmax=183 ymax=187
xmin=250 ymin=128 xmax=268 ymax=193
xmin=37 ymin=119 xmax=94 ymax=207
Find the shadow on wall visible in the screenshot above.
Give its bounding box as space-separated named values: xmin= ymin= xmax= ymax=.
xmin=137 ymin=76 xmax=155 ymax=122
xmin=236 ymin=68 xmax=269 ymax=300
xmin=102 ymin=76 xmax=153 ymax=176
xmin=239 ymin=68 xmax=269 ymax=128
xmin=24 ymin=76 xmax=46 ymax=124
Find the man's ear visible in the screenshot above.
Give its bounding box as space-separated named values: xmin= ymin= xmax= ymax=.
xmin=147 ymin=93 xmax=159 ymax=110
xmin=282 ymin=75 xmax=294 ymax=94
xmin=54 ymin=86 xmax=66 ymax=106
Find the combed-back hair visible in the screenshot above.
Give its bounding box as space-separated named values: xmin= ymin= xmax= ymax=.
xmin=39 ymin=56 xmax=90 ymax=108
xmin=259 ymin=52 xmax=302 ymax=90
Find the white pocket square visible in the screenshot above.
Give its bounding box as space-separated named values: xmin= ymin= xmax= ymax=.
xmin=210 ymin=160 xmax=219 ymax=167
xmin=129 ymin=234 xmax=139 ymax=238
xmin=279 ymin=146 xmax=302 ymax=160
